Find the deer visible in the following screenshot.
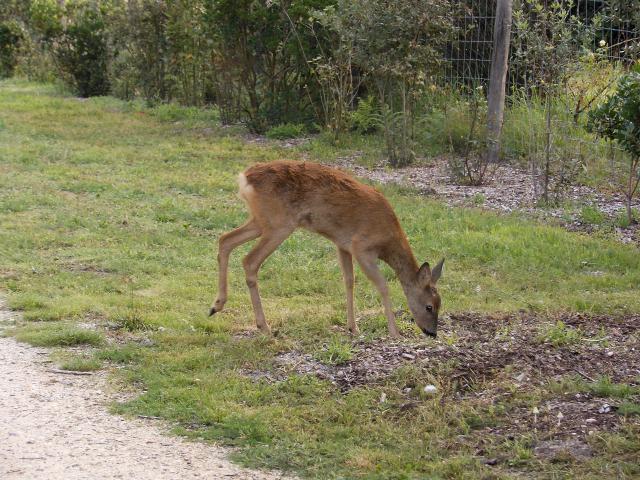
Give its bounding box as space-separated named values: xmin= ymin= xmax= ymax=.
xmin=209 ymin=160 xmax=444 ymax=338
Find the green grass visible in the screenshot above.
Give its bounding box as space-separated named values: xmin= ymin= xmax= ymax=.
xmin=58 ymin=355 xmax=103 ymax=372
xmin=537 ymin=320 xmax=583 ymax=347
xmin=580 ymin=204 xmax=607 ymax=225
xmin=1 ymin=79 xmax=639 ymax=479
xmin=13 ymin=323 xmax=103 ymax=347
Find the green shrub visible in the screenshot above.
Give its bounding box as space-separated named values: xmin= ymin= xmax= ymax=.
xmin=588 ymin=66 xmax=640 ymax=224
xmin=350 ymin=95 xmax=378 ymax=134
xmin=54 ymin=6 xmax=110 ymax=97
xmin=265 ymin=123 xmax=306 ymax=140
xmin=0 ymin=21 xmax=23 ymax=78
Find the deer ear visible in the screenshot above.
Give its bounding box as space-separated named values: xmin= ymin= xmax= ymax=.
xmin=418 ymin=261 xmax=431 ymax=283
xmin=430 ymin=258 xmax=445 ymax=284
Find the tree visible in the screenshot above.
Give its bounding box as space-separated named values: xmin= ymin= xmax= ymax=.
xmin=321 ymin=0 xmax=453 ymax=167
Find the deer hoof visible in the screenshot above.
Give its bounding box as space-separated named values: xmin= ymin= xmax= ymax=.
xmin=208 ymin=307 xmax=217 ymax=316
xmin=257 ymin=325 xmax=273 ymax=336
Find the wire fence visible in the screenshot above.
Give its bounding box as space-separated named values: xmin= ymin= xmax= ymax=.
xmin=442 ymin=0 xmax=640 ymax=201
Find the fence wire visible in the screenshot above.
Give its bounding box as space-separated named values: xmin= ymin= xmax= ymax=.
xmin=443 ymin=0 xmax=639 ymax=201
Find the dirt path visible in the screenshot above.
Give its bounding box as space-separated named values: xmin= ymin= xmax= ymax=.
xmin=0 ymin=301 xmax=290 ymax=480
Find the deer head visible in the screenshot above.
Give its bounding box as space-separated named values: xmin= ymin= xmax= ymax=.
xmin=404 ymin=258 xmax=444 ymax=337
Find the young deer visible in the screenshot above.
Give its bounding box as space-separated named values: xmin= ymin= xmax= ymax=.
xmin=209 ymin=161 xmax=444 ymax=338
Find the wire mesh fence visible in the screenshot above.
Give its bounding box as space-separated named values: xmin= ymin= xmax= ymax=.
xmin=442 ymin=0 xmax=640 ymax=203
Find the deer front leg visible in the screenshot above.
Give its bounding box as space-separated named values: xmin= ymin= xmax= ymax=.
xmin=355 ymin=254 xmax=400 ymax=339
xmin=337 ymin=248 xmax=358 ymax=335
xmin=242 ymin=228 xmax=292 ymax=334
xmin=210 ymin=219 xmax=261 ymax=316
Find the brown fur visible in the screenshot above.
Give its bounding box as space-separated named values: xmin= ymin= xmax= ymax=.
xmin=210 ymin=160 xmax=444 ymax=338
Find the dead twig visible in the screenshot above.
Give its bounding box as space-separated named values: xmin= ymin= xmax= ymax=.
xmin=574 ymin=369 xmax=595 ymax=383
xmin=48 ymin=368 xmax=93 ymax=376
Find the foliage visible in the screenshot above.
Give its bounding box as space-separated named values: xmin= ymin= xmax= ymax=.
xmin=0 ymin=21 xmax=23 ymax=78
xmin=588 ymin=66 xmax=640 ymax=223
xmin=350 ymin=95 xmax=377 ymax=134
xmin=265 ymin=123 xmax=306 ymax=140
xmin=54 ymin=5 xmax=110 ymax=97
xmin=328 ymin=0 xmax=454 ymax=167
xmin=511 ymin=0 xmax=589 ymax=203
xmin=537 ymin=321 xmax=582 ymax=347
xmin=442 ymin=85 xmax=492 ymax=185
xmin=203 ymin=0 xmax=334 ymax=132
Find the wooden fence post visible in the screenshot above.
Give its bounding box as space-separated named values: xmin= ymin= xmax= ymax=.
xmin=486 ymin=0 xmax=513 ymax=164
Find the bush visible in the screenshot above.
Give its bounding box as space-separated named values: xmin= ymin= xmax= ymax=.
xmin=54 ymin=6 xmax=110 ymax=97
xmin=265 ymin=123 xmax=306 ymax=140
xmin=0 ymin=21 xmax=23 ymax=78
xmin=588 ymin=66 xmax=640 ymax=224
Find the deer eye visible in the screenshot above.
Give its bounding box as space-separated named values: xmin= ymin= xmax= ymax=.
xmin=426 ymin=305 xmax=433 ymax=312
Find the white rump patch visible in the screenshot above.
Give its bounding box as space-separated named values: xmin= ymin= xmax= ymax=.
xmin=237 ymin=172 xmax=255 ymax=203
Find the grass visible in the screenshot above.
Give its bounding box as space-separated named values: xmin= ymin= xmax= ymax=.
xmin=58 ymin=355 xmax=103 ymax=372
xmin=1 ymin=79 xmax=639 ymax=478
xmin=13 ymin=324 xmax=103 ymax=347
xmin=580 ymin=204 xmax=607 ymax=225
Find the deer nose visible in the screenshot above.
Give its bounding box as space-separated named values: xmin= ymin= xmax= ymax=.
xmin=421 ymin=327 xmax=437 ymax=338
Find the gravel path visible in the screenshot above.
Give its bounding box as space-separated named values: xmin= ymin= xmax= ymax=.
xmin=0 ymin=300 xmax=290 ymax=480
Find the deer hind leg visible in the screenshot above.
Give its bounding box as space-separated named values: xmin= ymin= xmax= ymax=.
xmin=210 ymin=218 xmax=261 ymax=316
xmin=355 ymin=253 xmax=400 ymax=339
xmin=337 ymin=248 xmax=358 ymax=335
xmin=242 ymin=227 xmax=293 ymax=334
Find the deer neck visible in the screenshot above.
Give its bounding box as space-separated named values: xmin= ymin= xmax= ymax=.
xmin=382 ymin=237 xmax=419 ymax=293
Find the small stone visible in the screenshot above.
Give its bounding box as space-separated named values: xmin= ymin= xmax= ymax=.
xmin=423 ymin=385 xmax=437 ymax=395
xmin=585 ymin=418 xmax=597 ymax=423
xmin=379 ymin=393 xmax=387 ymax=403
xmin=606 ymin=351 xmax=614 ymax=357
xmin=401 ymin=353 xmax=415 ymax=360
xmin=403 ymin=387 xmax=412 ymax=394
xmin=598 ymin=403 xmax=612 ymax=414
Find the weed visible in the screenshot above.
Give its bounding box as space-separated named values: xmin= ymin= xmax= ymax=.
xmin=314 ymin=337 xmax=353 ymax=365
xmin=580 ymin=204 xmax=607 ymax=225
xmin=114 ymin=312 xmax=149 ymax=331
xmin=537 ymin=321 xmax=582 ymax=347
xmin=589 ymin=376 xmax=639 ymax=399
xmin=618 ymin=402 xmax=640 ymax=416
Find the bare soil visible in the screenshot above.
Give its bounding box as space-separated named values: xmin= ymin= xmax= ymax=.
xmin=0 ymin=300 xmax=291 ymax=480
xmin=245 ymin=312 xmax=639 ymax=445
